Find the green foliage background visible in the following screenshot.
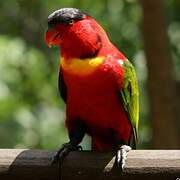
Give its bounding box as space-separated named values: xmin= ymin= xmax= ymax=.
xmin=0 ymin=0 xmax=179 ymax=149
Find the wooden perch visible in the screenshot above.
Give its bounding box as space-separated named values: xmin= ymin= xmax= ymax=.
xmin=0 ymin=149 xmax=179 ymax=180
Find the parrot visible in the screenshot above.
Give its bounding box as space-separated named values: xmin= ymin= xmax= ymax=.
xmin=45 ymin=8 xmax=139 ymax=169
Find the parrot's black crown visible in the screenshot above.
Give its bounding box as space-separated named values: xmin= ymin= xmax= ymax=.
xmin=48 ymin=8 xmax=87 ymax=27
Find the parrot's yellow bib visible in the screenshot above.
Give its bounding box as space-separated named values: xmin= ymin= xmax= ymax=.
xmin=60 ymin=56 xmax=104 ymax=75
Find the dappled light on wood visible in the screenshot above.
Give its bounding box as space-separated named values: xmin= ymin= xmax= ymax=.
xmin=0 ymin=149 xmax=179 ymax=180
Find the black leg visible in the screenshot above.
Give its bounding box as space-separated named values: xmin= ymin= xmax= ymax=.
xmin=52 ymin=142 xmax=82 ymax=163
xmin=52 ymin=120 xmax=86 ymax=164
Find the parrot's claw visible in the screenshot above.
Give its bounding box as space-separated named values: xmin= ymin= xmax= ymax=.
xmin=52 ymin=143 xmax=82 ymax=164
xmin=116 ymin=145 xmax=131 ymax=171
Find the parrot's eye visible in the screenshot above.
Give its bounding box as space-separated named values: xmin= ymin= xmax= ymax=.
xmin=69 ymin=19 xmax=74 ymax=25
xmin=48 ymin=8 xmax=87 ymax=28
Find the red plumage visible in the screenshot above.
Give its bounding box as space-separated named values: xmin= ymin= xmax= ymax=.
xmin=63 ymin=58 xmax=132 ymax=151
xmin=45 ymin=9 xmax=135 ymax=152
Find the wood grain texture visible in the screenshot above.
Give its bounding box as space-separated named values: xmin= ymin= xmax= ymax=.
xmin=0 ymin=149 xmax=179 ymax=180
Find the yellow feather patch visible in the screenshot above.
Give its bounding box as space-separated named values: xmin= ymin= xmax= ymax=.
xmin=61 ymin=56 xmax=104 ymax=75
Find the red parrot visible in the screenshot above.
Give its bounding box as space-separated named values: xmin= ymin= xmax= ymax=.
xmin=45 ymin=8 xmax=139 ymax=169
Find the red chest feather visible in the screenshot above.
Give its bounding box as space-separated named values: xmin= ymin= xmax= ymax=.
xmin=62 ymin=58 xmax=132 ymax=146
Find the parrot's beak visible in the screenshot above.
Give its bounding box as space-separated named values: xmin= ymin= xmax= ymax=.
xmin=45 ymin=29 xmax=62 ymax=48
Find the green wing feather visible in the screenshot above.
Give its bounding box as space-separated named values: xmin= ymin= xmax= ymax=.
xmin=120 ymin=59 xmax=139 ymax=148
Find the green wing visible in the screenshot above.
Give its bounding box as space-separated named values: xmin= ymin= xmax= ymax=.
xmin=120 ymin=59 xmax=139 ymax=148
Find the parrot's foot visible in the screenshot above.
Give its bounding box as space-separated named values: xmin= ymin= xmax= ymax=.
xmin=52 ymin=143 xmax=82 ymax=164
xmin=116 ymin=145 xmax=131 ymax=171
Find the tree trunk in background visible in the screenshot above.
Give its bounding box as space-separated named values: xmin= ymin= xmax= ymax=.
xmin=140 ymin=0 xmax=180 ymax=148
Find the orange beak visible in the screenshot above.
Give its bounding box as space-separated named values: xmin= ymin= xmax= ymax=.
xmin=45 ymin=29 xmax=62 ymax=47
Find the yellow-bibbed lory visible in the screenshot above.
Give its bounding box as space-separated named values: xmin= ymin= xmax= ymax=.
xmin=45 ymin=8 xmax=139 ymax=169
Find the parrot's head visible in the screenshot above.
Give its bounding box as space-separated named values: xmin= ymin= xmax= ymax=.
xmin=45 ymin=8 xmax=109 ymax=59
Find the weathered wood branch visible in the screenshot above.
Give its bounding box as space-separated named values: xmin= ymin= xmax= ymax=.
xmin=0 ymin=149 xmax=179 ymax=180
